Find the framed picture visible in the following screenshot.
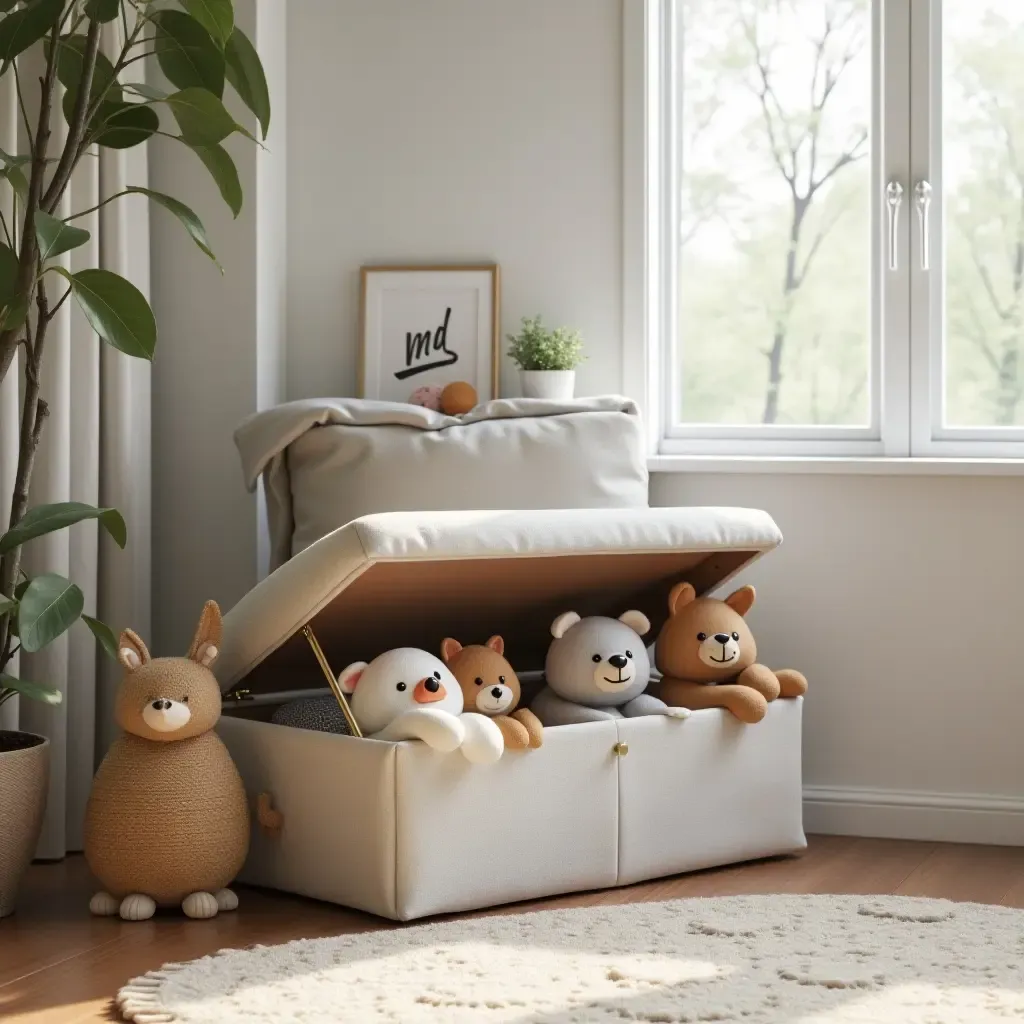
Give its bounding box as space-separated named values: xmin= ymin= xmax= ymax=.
xmin=359 ymin=264 xmax=500 ymax=403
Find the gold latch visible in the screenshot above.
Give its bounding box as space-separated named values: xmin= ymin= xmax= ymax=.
xmin=613 ymin=742 xmax=629 ymax=757
xmin=225 ymin=688 xmax=252 ymax=702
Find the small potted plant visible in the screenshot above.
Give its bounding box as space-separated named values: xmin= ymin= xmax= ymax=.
xmin=507 ymin=316 xmax=585 ymax=400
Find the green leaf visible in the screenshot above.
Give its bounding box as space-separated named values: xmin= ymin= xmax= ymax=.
xmin=123 ymin=82 xmax=168 ymax=101
xmin=35 ymin=211 xmax=91 ymax=262
xmin=92 ymin=101 xmax=160 ymax=149
xmin=82 ymin=614 xmax=118 ymax=660
xmin=166 ymin=87 xmax=238 ymax=145
xmin=66 ymin=268 xmax=156 ymax=358
xmin=0 ymin=593 xmax=15 ymax=617
xmin=0 ymin=241 xmax=26 ymax=331
xmin=18 ymin=573 xmax=84 ymax=653
xmin=51 ymin=33 xmax=123 ymax=107
xmin=14 ymin=579 xmax=30 ymax=601
xmin=225 ymin=26 xmax=270 ymax=139
xmin=83 ymin=0 xmax=121 ymax=23
xmin=191 ymin=142 xmax=242 ymax=217
xmin=1 ymin=163 xmax=28 ymax=202
xmin=0 ymin=673 xmax=62 ymax=706
xmin=0 ymin=501 xmax=127 ymax=556
xmin=125 ymin=187 xmax=219 ymax=267
xmin=184 ymin=0 xmax=233 ymax=48
xmin=152 ymin=10 xmax=225 ymax=96
xmin=0 ymin=146 xmax=31 ymax=166
xmin=0 ymin=0 xmax=64 ymax=62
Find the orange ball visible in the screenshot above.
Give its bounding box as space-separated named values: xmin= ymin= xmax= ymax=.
xmin=440 ymin=381 xmax=478 ymax=416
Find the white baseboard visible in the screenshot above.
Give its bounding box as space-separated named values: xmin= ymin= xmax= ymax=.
xmin=803 ymin=785 xmax=1024 ymax=847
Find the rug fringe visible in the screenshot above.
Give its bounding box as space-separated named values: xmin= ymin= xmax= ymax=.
xmin=115 ymin=946 xmax=244 ymax=1022
xmin=116 ymin=963 xmax=188 ymax=1022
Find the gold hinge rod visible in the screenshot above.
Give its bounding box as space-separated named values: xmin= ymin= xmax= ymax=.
xmin=302 ymin=624 xmax=363 ymax=738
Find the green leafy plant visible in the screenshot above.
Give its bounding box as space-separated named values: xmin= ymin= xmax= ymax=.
xmin=0 ymin=0 xmax=270 ymax=711
xmin=506 ymin=315 xmax=585 ymax=372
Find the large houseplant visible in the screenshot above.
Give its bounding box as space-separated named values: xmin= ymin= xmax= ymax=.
xmin=0 ymin=0 xmax=269 ymax=917
xmin=507 ymin=315 xmax=585 ymax=400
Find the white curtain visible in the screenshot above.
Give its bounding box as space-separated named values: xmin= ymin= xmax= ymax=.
xmin=0 ymin=26 xmax=151 ymax=859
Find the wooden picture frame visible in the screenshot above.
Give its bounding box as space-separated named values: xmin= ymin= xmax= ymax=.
xmin=358 ymin=264 xmax=501 ymax=403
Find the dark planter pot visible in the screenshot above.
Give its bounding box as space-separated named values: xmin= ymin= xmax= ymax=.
xmin=0 ymin=731 xmax=49 ymax=918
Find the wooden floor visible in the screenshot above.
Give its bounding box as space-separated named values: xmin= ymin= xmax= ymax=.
xmin=1 ymin=836 xmax=1023 ymax=1023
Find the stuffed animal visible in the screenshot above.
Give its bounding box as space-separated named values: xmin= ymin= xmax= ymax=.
xmin=655 ymin=582 xmax=808 ymax=724
xmin=83 ymin=601 xmax=273 ymax=921
xmin=531 ymin=611 xmax=691 ymax=726
xmin=409 ymin=384 xmax=444 ymax=410
xmin=338 ymin=648 xmax=503 ymax=763
xmin=440 ymin=380 xmax=478 ymax=415
xmin=441 ymin=636 xmax=543 ymax=749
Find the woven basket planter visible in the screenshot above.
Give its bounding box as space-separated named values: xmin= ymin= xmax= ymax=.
xmin=0 ymin=732 xmax=49 ymax=918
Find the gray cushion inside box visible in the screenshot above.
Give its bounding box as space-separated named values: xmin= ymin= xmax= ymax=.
xmin=272 ymin=696 xmax=353 ymax=735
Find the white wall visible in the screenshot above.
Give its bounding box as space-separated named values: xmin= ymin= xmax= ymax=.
xmin=651 ymin=471 xmax=1024 ymax=842
xmin=150 ymin=0 xmax=285 ymax=654
xmin=151 ymin=0 xmax=1024 ymax=841
xmin=285 ymin=0 xmax=624 ymax=400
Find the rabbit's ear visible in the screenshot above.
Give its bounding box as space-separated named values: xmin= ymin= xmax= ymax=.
xmin=118 ymin=629 xmax=150 ymax=672
xmin=187 ymin=600 xmax=223 ymax=667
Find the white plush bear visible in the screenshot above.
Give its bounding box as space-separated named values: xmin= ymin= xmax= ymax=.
xmin=338 ymin=648 xmax=503 ymax=764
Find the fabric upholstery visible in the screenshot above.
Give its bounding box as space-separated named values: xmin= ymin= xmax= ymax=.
xmin=233 ymin=397 xmax=649 ymax=568
xmin=217 ymin=700 xmax=805 ymax=921
xmin=214 ymin=507 xmax=784 ymax=693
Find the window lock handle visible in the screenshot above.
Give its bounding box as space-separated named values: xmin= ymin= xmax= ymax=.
xmin=886 ymin=181 xmax=904 ymax=272
xmin=915 ymin=180 xmax=932 ymax=272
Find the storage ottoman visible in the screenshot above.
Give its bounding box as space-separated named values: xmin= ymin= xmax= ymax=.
xmin=216 ymin=507 xmax=806 ymax=921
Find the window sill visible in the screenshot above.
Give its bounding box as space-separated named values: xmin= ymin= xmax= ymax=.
xmin=648 ymin=455 xmax=1024 ymax=476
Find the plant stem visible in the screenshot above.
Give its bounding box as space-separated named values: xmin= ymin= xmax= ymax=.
xmin=65 ymin=188 xmax=134 ymax=221
xmin=0 ymin=278 xmax=51 ymax=668
xmin=11 ymin=62 xmax=33 ymax=142
xmin=43 ymin=19 xmax=102 ymax=213
xmin=0 ymin=19 xmax=62 ymax=390
xmin=0 ymin=10 xmax=145 ymax=657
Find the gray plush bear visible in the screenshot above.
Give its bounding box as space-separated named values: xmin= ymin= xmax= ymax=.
xmin=531 ymin=610 xmax=691 ymax=726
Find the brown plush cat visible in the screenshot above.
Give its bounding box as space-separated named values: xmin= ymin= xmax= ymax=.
xmin=441 ymin=636 xmax=543 ymax=749
xmin=84 ymin=601 xmax=254 ymax=920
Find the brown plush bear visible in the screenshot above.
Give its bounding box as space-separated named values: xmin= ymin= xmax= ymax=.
xmin=441 ymin=636 xmax=543 ymax=749
xmin=655 ymin=583 xmax=807 ymax=724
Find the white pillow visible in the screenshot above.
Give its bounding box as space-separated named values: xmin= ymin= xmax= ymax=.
xmin=235 ymin=397 xmax=648 ymax=569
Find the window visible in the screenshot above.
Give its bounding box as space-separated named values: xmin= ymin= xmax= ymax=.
xmin=630 ymin=0 xmax=1024 ymax=458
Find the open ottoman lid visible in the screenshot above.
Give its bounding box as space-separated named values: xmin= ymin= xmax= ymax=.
xmin=215 ymin=507 xmax=783 ymax=695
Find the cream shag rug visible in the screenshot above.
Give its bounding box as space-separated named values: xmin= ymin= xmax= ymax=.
xmin=116 ymin=894 xmax=1024 ymax=1023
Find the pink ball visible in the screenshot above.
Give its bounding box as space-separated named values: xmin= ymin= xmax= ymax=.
xmin=408 ymin=384 xmax=444 ymax=411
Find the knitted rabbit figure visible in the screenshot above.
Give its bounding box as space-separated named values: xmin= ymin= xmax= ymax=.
xmin=83 ymin=601 xmax=250 ymax=921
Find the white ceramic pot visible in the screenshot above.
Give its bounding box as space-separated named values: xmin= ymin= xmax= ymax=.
xmin=520 ymin=370 xmax=575 ymax=401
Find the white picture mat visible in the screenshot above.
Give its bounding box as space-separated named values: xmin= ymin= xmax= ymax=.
xmin=361 ymin=269 xmax=497 ymax=402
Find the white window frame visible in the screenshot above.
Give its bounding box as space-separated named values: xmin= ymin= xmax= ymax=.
xmin=623 ymin=0 xmax=1024 ymax=464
